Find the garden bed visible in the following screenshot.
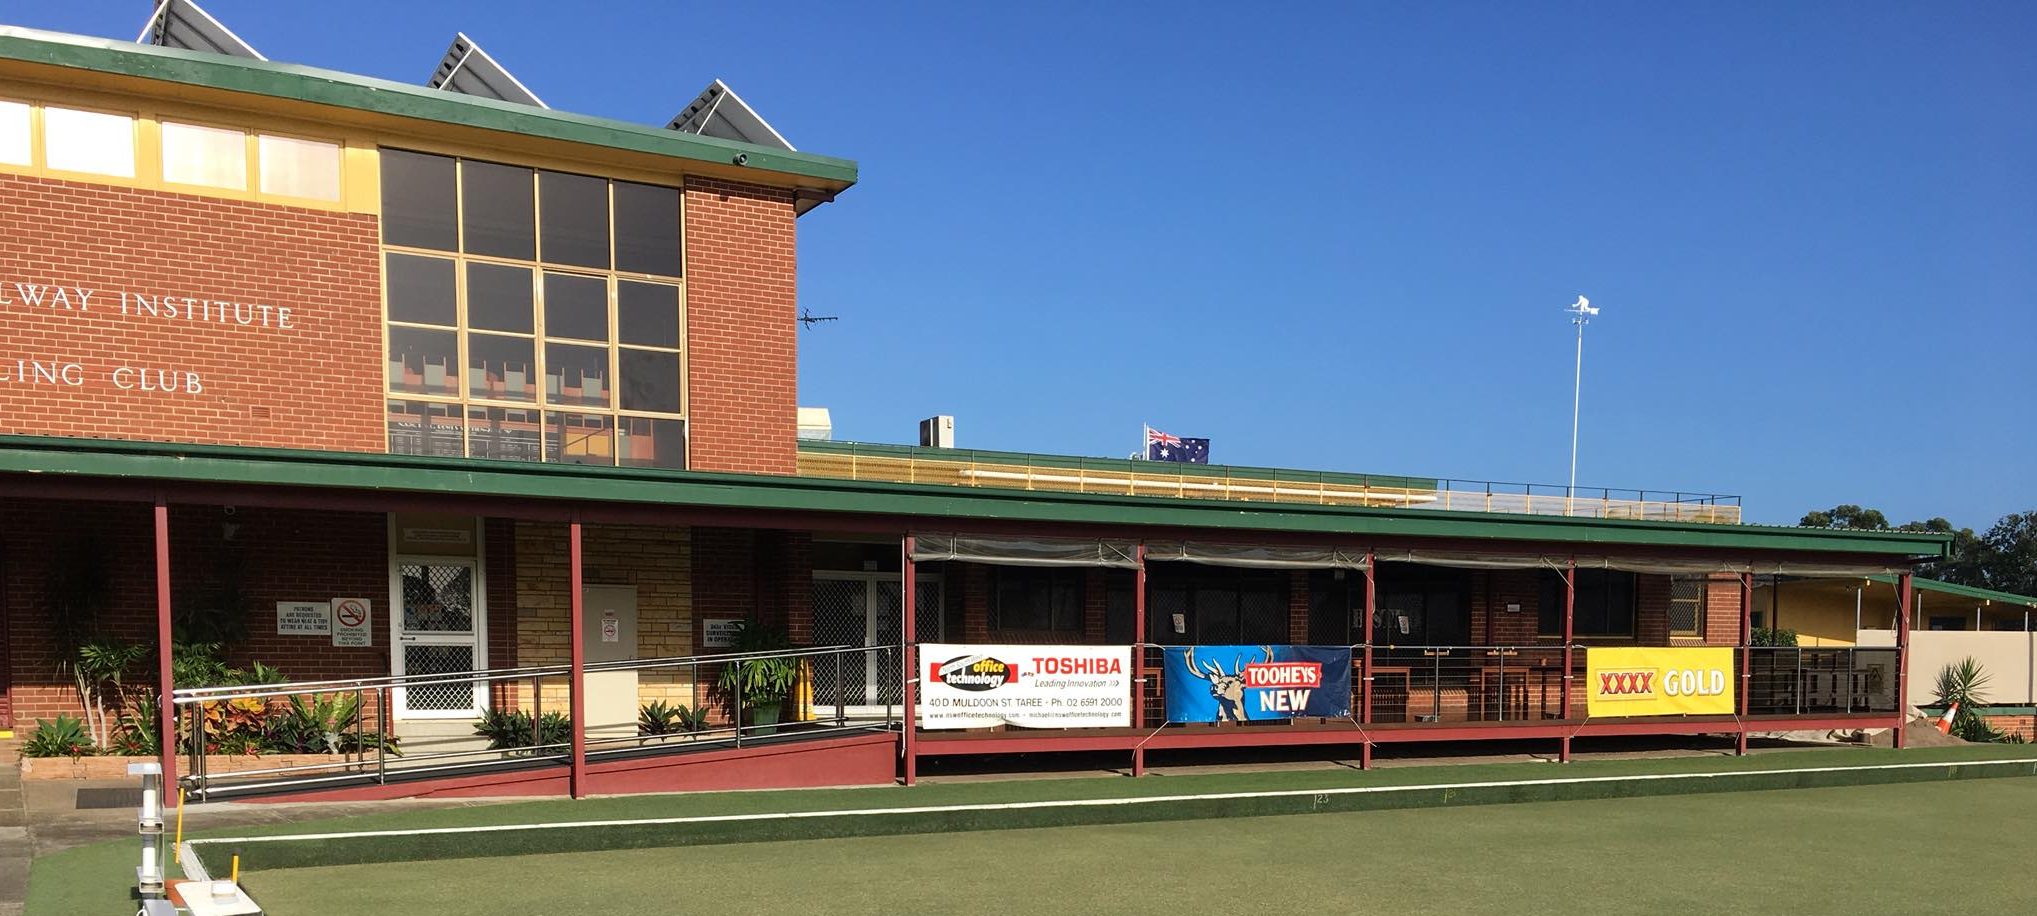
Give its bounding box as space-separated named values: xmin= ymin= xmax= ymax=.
xmin=20 ymin=753 xmax=359 ymax=781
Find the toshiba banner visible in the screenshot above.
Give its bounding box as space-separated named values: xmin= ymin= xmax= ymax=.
xmin=1163 ymin=645 xmax=1352 ymax=723
xmin=1585 ymin=646 xmax=1736 ymax=717
xmin=918 ymin=644 xmax=1131 ymax=729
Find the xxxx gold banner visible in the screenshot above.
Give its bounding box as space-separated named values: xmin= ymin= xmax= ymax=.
xmin=1585 ymin=647 xmax=1735 ymax=717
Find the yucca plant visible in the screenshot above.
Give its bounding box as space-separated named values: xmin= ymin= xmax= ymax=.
xmin=1933 ymin=657 xmax=2004 ymax=742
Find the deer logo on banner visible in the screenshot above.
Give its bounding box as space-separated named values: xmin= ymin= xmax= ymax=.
xmin=1180 ymin=645 xmax=1275 ymax=723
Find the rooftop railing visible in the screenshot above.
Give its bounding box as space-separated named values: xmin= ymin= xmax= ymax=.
xmin=797 ymin=446 xmax=1743 ymax=524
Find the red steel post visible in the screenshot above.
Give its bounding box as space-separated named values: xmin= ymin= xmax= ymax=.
xmin=1738 ymin=571 xmax=1753 ymax=755
xmin=1361 ymin=550 xmax=1376 ymax=769
xmin=1895 ymin=572 xmax=1913 ymax=750
xmin=902 ymin=535 xmax=918 ymax=786
xmin=1560 ymin=558 xmax=1576 ymax=762
xmin=154 ymin=497 xmax=177 ymax=790
xmin=1132 ymin=543 xmax=1147 ymax=777
xmin=569 ymin=518 xmax=586 ymax=798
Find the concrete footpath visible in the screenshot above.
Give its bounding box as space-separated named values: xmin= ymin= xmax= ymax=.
xmin=0 ymin=740 xmax=25 ymax=916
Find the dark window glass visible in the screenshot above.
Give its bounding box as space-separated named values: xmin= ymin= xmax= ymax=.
xmin=612 ymin=180 xmax=682 ymax=276
xmin=1194 ymin=588 xmax=1240 ymax=644
xmin=618 ymin=417 xmax=686 ymax=469
xmin=387 ymin=400 xmax=463 ymax=457
xmin=385 ymin=254 xmax=456 ymax=326
xmin=380 ymin=150 xmax=458 ymax=250
xmin=546 ymin=411 xmax=614 ymax=465
xmin=468 ymin=333 xmax=536 ymax=402
xmin=1539 ymin=570 xmax=1636 ymax=637
xmin=466 ymin=406 xmax=542 ymax=462
xmin=467 ymin=262 xmax=534 ymax=333
xmin=617 ymin=281 xmax=680 ymax=347
xmin=539 ymin=170 xmax=609 ymax=268
xmin=545 ymin=342 xmax=610 ymax=407
xmin=460 ymin=160 xmax=534 ymax=260
xmin=386 ymin=326 xmax=458 ymax=396
xmin=990 ymin=568 xmax=1082 ymax=632
xmin=543 ymin=272 xmax=608 ymax=342
xmin=1371 ymin=565 xmax=1471 ymax=648
xmin=618 ymin=349 xmax=679 ymax=413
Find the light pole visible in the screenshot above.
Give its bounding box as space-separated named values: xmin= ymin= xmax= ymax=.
xmin=1565 ymin=295 xmax=1599 ymax=502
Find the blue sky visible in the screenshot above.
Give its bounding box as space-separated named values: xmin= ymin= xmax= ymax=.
xmin=23 ymin=3 xmax=2037 ymax=528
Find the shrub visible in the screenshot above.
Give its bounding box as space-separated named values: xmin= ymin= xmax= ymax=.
xmin=1751 ymin=628 xmax=1798 ymax=647
xmin=638 ymin=700 xmax=710 ymax=735
xmin=265 ymin=694 xmax=400 ymax=756
xmin=474 ymin=709 xmax=572 ymax=754
xmin=110 ymin=694 xmax=160 ymax=757
xmin=22 ymin=715 xmax=96 ymax=759
xmin=713 ymin=622 xmax=798 ymax=713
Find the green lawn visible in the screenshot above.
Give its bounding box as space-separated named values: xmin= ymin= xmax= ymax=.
xmin=239 ymin=778 xmax=2037 ymax=916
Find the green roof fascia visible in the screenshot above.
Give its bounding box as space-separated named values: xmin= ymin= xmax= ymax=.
xmin=1868 ymin=575 xmax=2037 ymax=609
xmin=0 ymin=26 xmax=856 ymax=187
xmin=0 ymin=435 xmax=1948 ymax=558
xmin=801 ymin=439 xmax=1441 ymax=491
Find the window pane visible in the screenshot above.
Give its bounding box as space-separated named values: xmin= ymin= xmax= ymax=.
xmin=44 ymin=107 xmax=134 ymax=177
xmin=160 ymin=121 xmax=246 ymax=190
xmin=380 ymin=149 xmax=458 ymax=250
xmin=542 ymin=272 xmax=608 ymax=341
xmin=618 ymin=417 xmax=686 ymax=469
xmin=617 ymin=281 xmax=680 ymax=347
xmin=387 ymin=400 xmax=465 ymax=457
xmin=258 ymin=135 xmax=340 ymax=201
xmin=461 ymin=160 xmax=534 ymax=259
xmin=467 ymin=406 xmax=543 ymax=462
xmin=618 ymin=348 xmax=680 ymax=413
xmin=612 ymin=180 xmax=682 ymax=276
xmin=467 ymin=262 xmax=533 ymax=333
xmin=539 ymin=170 xmax=608 ymax=268
xmin=545 ymin=411 xmax=614 ymax=465
xmin=385 ymin=253 xmax=457 ymax=326
xmin=0 ymin=101 xmax=27 ymax=165
xmin=387 ymin=326 xmax=458 ymax=396
xmin=545 ymin=342 xmax=610 ymax=407
xmin=468 ymin=333 xmax=536 ymax=402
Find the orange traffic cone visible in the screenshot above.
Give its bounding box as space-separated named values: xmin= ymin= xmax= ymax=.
xmin=1935 ymin=702 xmax=1959 ymax=735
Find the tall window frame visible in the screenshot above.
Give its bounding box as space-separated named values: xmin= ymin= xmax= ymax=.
xmin=379 ymin=148 xmax=688 ymax=469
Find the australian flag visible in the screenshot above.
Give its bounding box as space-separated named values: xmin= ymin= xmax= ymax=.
xmin=1146 ymin=427 xmax=1210 ymax=464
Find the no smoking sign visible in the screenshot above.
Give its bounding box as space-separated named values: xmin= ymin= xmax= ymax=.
xmin=332 ymin=597 xmax=373 ymax=647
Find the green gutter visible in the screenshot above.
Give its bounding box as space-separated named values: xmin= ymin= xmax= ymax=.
xmin=0 ymin=435 xmax=1949 ymax=557
xmin=1870 ymin=575 xmax=2037 ymax=609
xmin=0 ymin=26 xmax=857 ymax=186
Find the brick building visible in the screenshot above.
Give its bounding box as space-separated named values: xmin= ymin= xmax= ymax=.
xmin=0 ymin=10 xmax=1952 ymax=799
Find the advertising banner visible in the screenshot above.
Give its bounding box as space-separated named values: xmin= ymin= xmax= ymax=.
xmin=1163 ymin=645 xmax=1352 ymax=723
xmin=919 ymin=644 xmax=1131 ymax=730
xmin=1585 ymin=646 xmax=1736 ymax=717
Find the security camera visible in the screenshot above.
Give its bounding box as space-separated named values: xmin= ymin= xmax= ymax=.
xmin=732 ymin=153 xmax=749 ymax=166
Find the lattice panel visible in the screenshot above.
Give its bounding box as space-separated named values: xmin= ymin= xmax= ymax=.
xmin=811 ymin=578 xmax=869 ymax=706
xmin=402 ymin=644 xmax=476 ymax=711
xmin=401 ymin=563 xmax=474 ymax=632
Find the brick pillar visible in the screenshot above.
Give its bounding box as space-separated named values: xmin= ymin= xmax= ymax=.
xmin=963 ymin=564 xmax=990 ymax=643
xmin=1288 ymin=571 xmax=1309 ymax=643
xmin=1083 ymin=569 xmax=1107 ymax=644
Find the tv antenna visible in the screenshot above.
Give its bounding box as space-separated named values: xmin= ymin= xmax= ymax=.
xmin=798 ymin=308 xmax=839 ymax=330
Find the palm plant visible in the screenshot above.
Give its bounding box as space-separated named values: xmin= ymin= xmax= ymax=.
xmin=1933 ymin=657 xmax=2002 ymax=742
xmin=72 ymin=641 xmax=147 ymax=748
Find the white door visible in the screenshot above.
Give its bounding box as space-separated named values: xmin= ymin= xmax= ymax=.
xmin=391 ymin=557 xmax=486 ymax=719
xmin=812 ymin=572 xmax=943 ymax=713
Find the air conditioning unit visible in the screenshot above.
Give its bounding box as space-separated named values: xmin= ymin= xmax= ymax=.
xmin=919 ymin=415 xmax=955 ymax=449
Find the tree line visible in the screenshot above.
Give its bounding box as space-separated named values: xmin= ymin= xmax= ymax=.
xmin=1799 ymin=505 xmax=2037 ymax=597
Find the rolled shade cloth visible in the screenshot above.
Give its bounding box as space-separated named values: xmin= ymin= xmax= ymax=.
xmin=1143 ymin=541 xmax=1369 ymax=570
xmin=911 ymin=533 xmax=1140 ymax=569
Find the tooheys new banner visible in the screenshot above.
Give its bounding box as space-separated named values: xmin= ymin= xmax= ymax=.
xmin=918 ymin=644 xmax=1131 ymax=729
xmin=1585 ymin=646 xmax=1736 ymax=717
xmin=1163 ymin=645 xmax=1352 ymax=723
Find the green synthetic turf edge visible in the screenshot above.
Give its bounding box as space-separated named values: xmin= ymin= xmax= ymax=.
xmin=188 ymin=750 xmax=2037 ymax=874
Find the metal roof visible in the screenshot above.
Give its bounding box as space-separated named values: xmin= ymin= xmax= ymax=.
xmin=0 ymin=25 xmax=856 ymax=187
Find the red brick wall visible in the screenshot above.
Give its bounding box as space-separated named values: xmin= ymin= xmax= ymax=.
xmin=1469 ymin=570 xmax=1542 ymax=645
xmin=0 ymin=174 xmax=383 ymax=451
xmin=1636 ymin=575 xmax=1672 ymax=645
xmin=682 ymin=177 xmax=799 ymax=474
xmin=1706 ymin=575 xmax=1744 ymax=646
xmin=1084 ymin=570 xmax=1108 ymax=644
xmin=2 ymin=499 xmax=387 ymax=725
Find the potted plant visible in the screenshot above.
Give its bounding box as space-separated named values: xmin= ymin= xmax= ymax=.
xmin=714 ymin=621 xmax=797 ymax=735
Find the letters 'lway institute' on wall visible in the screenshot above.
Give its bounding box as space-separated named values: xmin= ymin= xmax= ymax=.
xmin=0 ymin=5 xmax=1980 ymax=800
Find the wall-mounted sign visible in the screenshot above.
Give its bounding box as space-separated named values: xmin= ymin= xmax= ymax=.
xmin=601 ymin=612 xmax=620 ymax=644
xmin=918 ymin=644 xmax=1131 ymax=729
xmin=402 ymin=527 xmax=472 ymax=545
xmin=702 ymin=618 xmax=744 ymax=649
xmin=331 ymin=597 xmax=372 ymax=647
xmin=276 ymin=601 xmax=331 ymax=635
